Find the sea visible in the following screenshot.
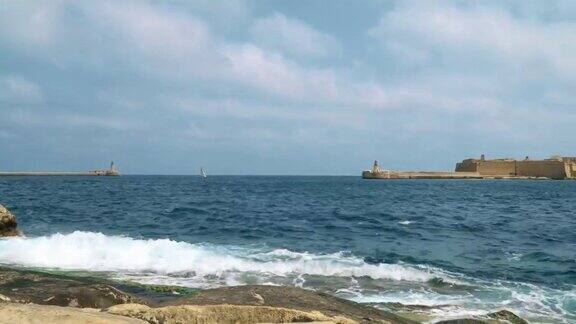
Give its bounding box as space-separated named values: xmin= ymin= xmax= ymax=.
xmin=0 ymin=176 xmax=574 ymax=322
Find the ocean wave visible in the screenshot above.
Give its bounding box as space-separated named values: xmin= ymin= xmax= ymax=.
xmin=0 ymin=231 xmax=449 ymax=283
xmin=1 ymin=231 xmax=573 ymax=321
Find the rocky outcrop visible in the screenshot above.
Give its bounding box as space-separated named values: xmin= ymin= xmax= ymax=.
xmin=0 ymin=267 xmax=147 ymax=308
xmin=107 ymin=303 xmax=356 ymax=324
xmin=0 ymin=204 xmax=20 ymax=237
xmin=0 ymin=303 xmax=146 ymax=324
xmin=434 ymin=310 xmax=528 ymax=324
xmin=487 ymin=310 xmax=528 ymax=324
xmin=0 ymin=266 xmax=531 ymax=324
xmin=164 ymin=285 xmax=417 ymax=323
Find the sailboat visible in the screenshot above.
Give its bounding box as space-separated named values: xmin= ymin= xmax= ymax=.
xmin=200 ymin=167 xmax=207 ymax=179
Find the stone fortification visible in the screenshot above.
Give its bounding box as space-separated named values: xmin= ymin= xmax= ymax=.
xmin=455 ymin=155 xmax=576 ymax=179
xmin=363 ymin=155 xmax=576 ymax=180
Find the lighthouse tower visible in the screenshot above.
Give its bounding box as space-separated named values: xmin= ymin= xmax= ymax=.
xmin=372 ymin=160 xmax=381 ymax=174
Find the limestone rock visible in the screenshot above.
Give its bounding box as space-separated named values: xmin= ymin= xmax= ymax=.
xmin=165 ymin=285 xmax=417 ymax=323
xmin=487 ymin=310 xmax=528 ymax=324
xmin=434 ymin=310 xmax=528 ymax=324
xmin=0 ymin=204 xmax=20 ymax=237
xmin=435 ymin=320 xmax=488 ymax=324
xmin=107 ymin=303 xmax=356 ymax=324
xmin=0 ymin=267 xmax=147 ymax=308
xmin=0 ymin=302 xmax=146 ymax=324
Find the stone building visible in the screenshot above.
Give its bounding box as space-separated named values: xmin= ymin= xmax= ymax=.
xmin=455 ymin=155 xmax=576 ymax=179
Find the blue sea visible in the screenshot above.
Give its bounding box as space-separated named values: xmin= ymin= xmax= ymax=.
xmin=0 ymin=176 xmax=575 ymax=322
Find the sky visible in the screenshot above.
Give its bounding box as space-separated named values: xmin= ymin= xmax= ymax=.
xmin=1 ymin=0 xmax=575 ymax=175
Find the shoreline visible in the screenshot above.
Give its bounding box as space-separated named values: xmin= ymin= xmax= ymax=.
xmin=0 ymin=204 xmax=538 ymax=323
xmin=0 ymin=172 xmax=119 ymax=177
xmin=0 ymin=265 xmax=529 ymax=324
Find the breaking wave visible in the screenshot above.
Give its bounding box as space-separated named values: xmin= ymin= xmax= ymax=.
xmin=0 ymin=231 xmax=449 ymax=283
xmin=1 ymin=232 xmax=574 ymax=322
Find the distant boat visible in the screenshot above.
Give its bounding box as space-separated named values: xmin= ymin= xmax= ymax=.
xmin=200 ymin=167 xmax=207 ymax=179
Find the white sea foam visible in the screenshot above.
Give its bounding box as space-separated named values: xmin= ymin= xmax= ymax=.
xmin=0 ymin=231 xmax=445 ymax=283
xmin=0 ymin=232 xmax=572 ymax=322
xmin=349 ymin=289 xmax=471 ymax=307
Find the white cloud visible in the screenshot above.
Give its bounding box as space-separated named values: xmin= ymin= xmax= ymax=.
xmin=369 ymin=2 xmax=576 ymax=78
xmin=0 ymin=1 xmax=388 ymax=108
xmin=0 ymin=0 xmax=60 ymax=48
xmin=2 ymin=0 xmax=575 ymax=173
xmin=0 ymin=76 xmax=43 ymax=103
xmin=5 ymin=110 xmax=144 ymax=131
xmin=91 ymin=2 xmax=211 ymax=61
xmin=250 ymin=13 xmax=341 ymax=58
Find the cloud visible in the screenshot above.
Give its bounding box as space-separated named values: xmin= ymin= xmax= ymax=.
xmin=0 ymin=76 xmax=43 ymax=103
xmin=0 ymin=0 xmax=60 ymax=48
xmin=369 ymin=1 xmax=576 ymax=78
xmin=0 ymin=1 xmax=389 ymax=109
xmin=1 ymin=0 xmax=575 ymax=173
xmin=250 ymin=13 xmax=341 ymax=58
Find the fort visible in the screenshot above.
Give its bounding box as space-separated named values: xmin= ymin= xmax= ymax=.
xmin=0 ymin=162 xmax=120 ymax=177
xmin=362 ymin=155 xmax=576 ymax=180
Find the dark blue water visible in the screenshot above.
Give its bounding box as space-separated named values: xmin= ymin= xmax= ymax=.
xmin=1 ymin=176 xmax=575 ymax=321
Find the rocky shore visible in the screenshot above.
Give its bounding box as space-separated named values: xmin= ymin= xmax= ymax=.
xmin=0 ymin=204 xmax=529 ymax=323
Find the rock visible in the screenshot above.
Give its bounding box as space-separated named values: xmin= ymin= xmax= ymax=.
xmin=0 ymin=267 xmax=417 ymax=323
xmin=434 ymin=310 xmax=529 ymax=324
xmin=0 ymin=204 xmax=21 ymax=237
xmin=107 ymin=303 xmax=356 ymax=324
xmin=487 ymin=310 xmax=528 ymax=324
xmin=0 ymin=302 xmax=146 ymax=324
xmin=0 ymin=267 xmax=147 ymax=308
xmin=165 ymin=285 xmax=417 ymax=323
xmin=434 ymin=320 xmax=488 ymax=324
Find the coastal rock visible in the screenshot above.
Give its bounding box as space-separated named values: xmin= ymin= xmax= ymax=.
xmin=487 ymin=310 xmax=528 ymax=324
xmin=434 ymin=310 xmax=528 ymax=324
xmin=107 ymin=303 xmax=356 ymax=324
xmin=0 ymin=303 xmax=146 ymax=324
xmin=435 ymin=320 xmax=488 ymax=324
xmin=0 ymin=204 xmax=20 ymax=237
xmin=165 ymin=285 xmax=417 ymax=323
xmin=0 ymin=267 xmax=147 ymax=308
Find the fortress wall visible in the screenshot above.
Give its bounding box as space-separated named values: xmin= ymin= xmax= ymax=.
xmin=476 ymin=161 xmax=516 ymax=176
xmin=455 ymin=160 xmax=479 ymax=172
xmin=515 ymin=161 xmax=567 ymax=179
xmin=565 ymin=164 xmax=574 ymax=179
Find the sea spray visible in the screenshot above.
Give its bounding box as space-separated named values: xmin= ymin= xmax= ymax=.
xmin=0 ymin=231 xmax=445 ymax=282
xmin=1 ymin=231 xmax=573 ymax=322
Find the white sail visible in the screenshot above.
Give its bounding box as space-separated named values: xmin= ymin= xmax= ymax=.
xmin=200 ymin=168 xmax=207 ymax=178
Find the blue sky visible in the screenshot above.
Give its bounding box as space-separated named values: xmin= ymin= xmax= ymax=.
xmin=1 ymin=0 xmax=575 ymax=175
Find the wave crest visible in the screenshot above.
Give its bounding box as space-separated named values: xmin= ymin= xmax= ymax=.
xmin=0 ymin=231 xmax=446 ymax=283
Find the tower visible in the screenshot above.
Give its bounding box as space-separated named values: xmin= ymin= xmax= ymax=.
xmin=372 ymin=160 xmax=380 ymax=173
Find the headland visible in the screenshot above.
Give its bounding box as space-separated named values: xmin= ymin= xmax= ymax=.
xmin=363 ymin=155 xmax=576 ymax=180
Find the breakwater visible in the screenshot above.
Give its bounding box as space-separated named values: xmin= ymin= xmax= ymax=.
xmin=363 ymin=155 xmax=576 ymax=180
xmin=0 ymin=171 xmax=118 ymax=176
xmin=0 ymin=162 xmax=119 ymax=176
